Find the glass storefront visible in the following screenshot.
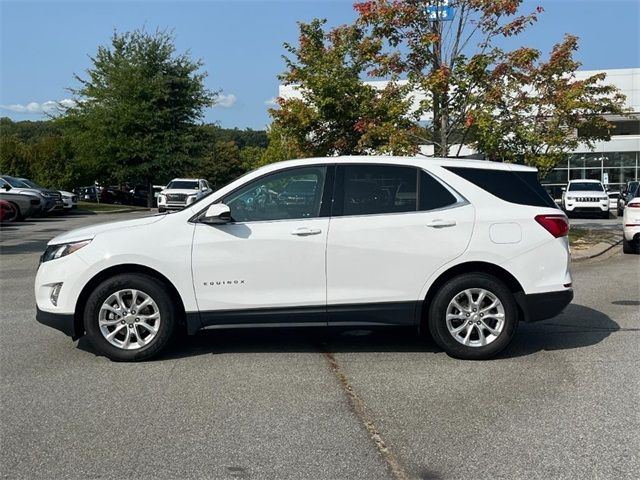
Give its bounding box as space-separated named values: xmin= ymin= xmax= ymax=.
xmin=541 ymin=151 xmax=639 ymax=198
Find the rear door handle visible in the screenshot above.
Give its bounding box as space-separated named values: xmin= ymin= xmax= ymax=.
xmin=426 ymin=219 xmax=457 ymax=228
xmin=291 ymin=227 xmax=322 ymax=236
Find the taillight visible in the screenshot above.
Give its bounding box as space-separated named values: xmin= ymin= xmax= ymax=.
xmin=535 ymin=214 xmax=569 ymax=238
xmin=627 ymin=201 xmax=640 ymax=208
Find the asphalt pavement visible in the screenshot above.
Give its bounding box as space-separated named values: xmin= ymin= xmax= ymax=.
xmin=1 ymin=212 xmax=639 ymax=479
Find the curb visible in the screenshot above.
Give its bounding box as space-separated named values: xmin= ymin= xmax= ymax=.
xmin=571 ymin=238 xmax=623 ymax=262
xmin=77 ymin=208 xmax=151 ymax=215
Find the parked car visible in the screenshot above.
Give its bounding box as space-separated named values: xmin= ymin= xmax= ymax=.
xmin=607 ymin=190 xmax=620 ymax=211
xmin=561 ymin=179 xmax=609 ymax=218
xmin=622 ymin=194 xmax=640 ymax=254
xmin=0 ymin=199 xmax=18 ymax=222
xmin=0 ymin=176 xmax=63 ymax=213
xmin=15 ymin=177 xmax=67 ymax=213
xmin=617 ymin=181 xmax=639 ymax=216
xmin=99 ymin=187 xmax=132 ymax=205
xmin=0 ymin=188 xmax=42 ymax=220
xmin=35 ymin=156 xmax=573 ymax=362
xmin=77 ymin=186 xmax=99 ymax=202
xmin=129 ymin=184 xmax=163 ymax=207
xmin=157 ymin=178 xmax=212 ymax=212
xmin=59 ymin=191 xmax=78 ymax=210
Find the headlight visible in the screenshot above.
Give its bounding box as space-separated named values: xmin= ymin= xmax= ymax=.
xmin=187 ymin=194 xmax=197 ymax=204
xmin=41 ymin=240 xmax=91 ymax=263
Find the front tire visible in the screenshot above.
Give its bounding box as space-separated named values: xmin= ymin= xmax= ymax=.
xmin=84 ymin=273 xmax=176 ymax=361
xmin=2 ymin=202 xmax=19 ymax=222
xmin=428 ymin=273 xmax=518 ymax=360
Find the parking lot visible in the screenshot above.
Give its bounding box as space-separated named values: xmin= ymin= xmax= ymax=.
xmin=1 ymin=212 xmax=639 ymax=480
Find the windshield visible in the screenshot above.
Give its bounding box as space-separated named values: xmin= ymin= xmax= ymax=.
xmin=166 ymin=180 xmax=199 ymax=190
xmin=18 ymin=178 xmax=44 ymax=189
xmin=1 ymin=176 xmax=30 ymax=188
xmin=568 ymin=182 xmax=604 ymax=192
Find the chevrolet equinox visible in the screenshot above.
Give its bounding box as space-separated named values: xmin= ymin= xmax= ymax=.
xmin=35 ymin=157 xmax=573 ymax=361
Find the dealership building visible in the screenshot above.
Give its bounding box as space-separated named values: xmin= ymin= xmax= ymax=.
xmin=279 ymin=67 xmax=639 ymax=195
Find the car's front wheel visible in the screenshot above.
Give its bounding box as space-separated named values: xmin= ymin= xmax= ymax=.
xmin=428 ymin=273 xmax=518 ymax=360
xmin=84 ymin=273 xmax=176 ymax=361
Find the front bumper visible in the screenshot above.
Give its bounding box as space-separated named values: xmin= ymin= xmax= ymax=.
xmin=36 ymin=307 xmax=81 ymax=339
xmin=564 ymin=201 xmax=608 ymax=213
xmin=515 ymin=289 xmax=574 ymax=322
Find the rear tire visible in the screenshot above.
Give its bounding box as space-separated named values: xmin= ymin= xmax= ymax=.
xmin=623 ymin=238 xmax=639 ymax=254
xmin=428 ymin=273 xmax=518 ymax=360
xmin=84 ymin=273 xmax=176 ymax=361
xmin=158 ymin=207 xmax=166 ymax=213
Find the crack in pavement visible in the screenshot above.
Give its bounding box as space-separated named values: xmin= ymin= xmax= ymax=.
xmin=322 ymin=350 xmax=409 ymax=480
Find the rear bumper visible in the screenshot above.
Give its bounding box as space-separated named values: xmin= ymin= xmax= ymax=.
xmin=515 ymin=289 xmax=573 ymax=322
xmin=36 ymin=307 xmax=81 ymax=339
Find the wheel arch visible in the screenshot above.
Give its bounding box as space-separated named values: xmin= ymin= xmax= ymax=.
xmin=420 ymin=261 xmax=525 ymax=329
xmin=73 ymin=263 xmax=187 ymax=338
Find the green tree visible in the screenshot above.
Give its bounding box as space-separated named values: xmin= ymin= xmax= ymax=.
xmin=271 ymin=19 xmax=419 ymax=157
xmin=353 ymin=0 xmax=626 ymax=168
xmin=258 ymin=123 xmax=304 ymax=166
xmin=28 ymin=135 xmax=83 ymax=191
xmin=470 ymin=36 xmax=627 ymax=174
xmin=192 ymin=140 xmax=244 ymax=190
xmin=62 ymin=29 xmax=215 ymax=206
xmin=0 ymin=135 xmax=31 ymax=178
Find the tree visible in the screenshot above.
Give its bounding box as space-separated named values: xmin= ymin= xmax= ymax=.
xmin=0 ymin=135 xmax=31 ymax=179
xmin=191 ymin=140 xmax=244 ymax=190
xmin=352 ymin=0 xmax=626 ymax=168
xmin=470 ymin=35 xmax=627 ymax=174
xmin=270 ymin=19 xmax=420 ymax=157
xmin=62 ymin=29 xmax=215 ymax=206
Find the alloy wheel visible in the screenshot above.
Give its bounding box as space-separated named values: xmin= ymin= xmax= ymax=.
xmin=445 ymin=288 xmax=505 ymax=347
xmin=98 ymin=289 xmax=161 ymax=350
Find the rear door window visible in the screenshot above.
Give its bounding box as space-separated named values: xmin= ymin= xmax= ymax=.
xmin=419 ymin=170 xmax=458 ymax=211
xmin=336 ymin=165 xmax=417 ymax=216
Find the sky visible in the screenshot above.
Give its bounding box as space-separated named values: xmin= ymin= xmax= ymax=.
xmin=1 ymin=0 xmax=639 ymax=130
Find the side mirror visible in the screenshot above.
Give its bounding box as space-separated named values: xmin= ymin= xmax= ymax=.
xmin=561 ymin=187 xmax=566 ymax=192
xmin=201 ymin=203 xmax=231 ymax=224
xmin=2 ymin=184 xmax=11 ymax=191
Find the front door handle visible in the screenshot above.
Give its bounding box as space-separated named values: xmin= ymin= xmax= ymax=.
xmin=291 ymin=227 xmax=322 ymax=236
xmin=426 ymin=219 xmax=457 ymax=228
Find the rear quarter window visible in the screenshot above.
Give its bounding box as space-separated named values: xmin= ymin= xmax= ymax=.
xmin=445 ymin=167 xmax=557 ymax=209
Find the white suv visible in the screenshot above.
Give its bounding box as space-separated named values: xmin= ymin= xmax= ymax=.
xmin=157 ymin=178 xmax=211 ymax=212
xmin=35 ymin=157 xmax=573 ymax=361
xmin=561 ymin=179 xmax=609 ymax=218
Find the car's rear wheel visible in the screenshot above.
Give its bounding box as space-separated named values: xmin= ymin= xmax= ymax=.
xmin=428 ymin=273 xmax=518 ymax=360
xmin=84 ymin=274 xmax=176 ymax=361
xmin=623 ymin=238 xmax=639 ymax=254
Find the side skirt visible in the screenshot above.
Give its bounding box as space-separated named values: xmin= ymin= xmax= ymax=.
xmin=186 ymin=301 xmax=421 ymax=334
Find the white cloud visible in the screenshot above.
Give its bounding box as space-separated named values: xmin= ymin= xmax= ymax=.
xmin=0 ymin=98 xmax=76 ymax=114
xmin=214 ymin=93 xmax=237 ymax=108
xmin=265 ymin=97 xmax=279 ymax=107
